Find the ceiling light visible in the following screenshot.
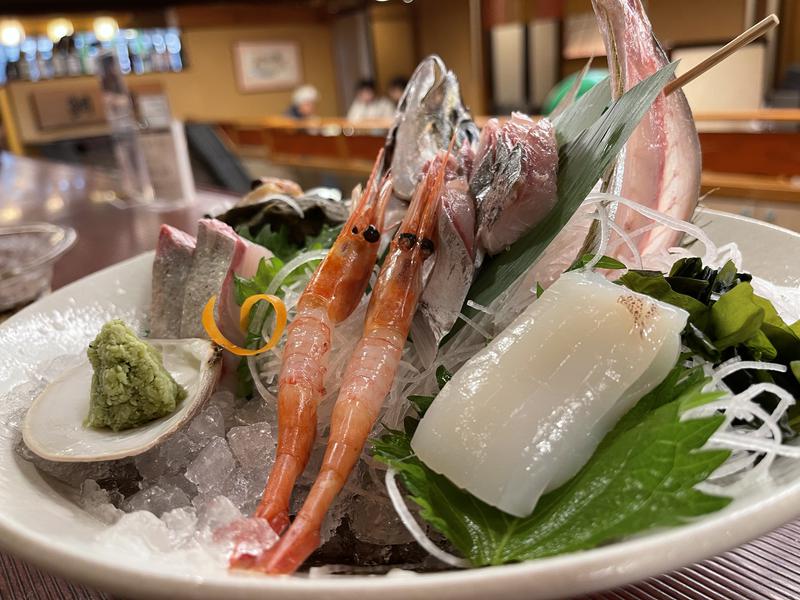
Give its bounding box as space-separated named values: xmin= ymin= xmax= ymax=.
xmin=93 ymin=16 xmax=119 ymax=42
xmin=0 ymin=19 xmax=25 ymax=47
xmin=46 ymin=18 xmax=74 ymax=43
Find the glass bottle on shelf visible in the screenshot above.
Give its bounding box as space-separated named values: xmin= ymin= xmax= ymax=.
xmin=52 ymin=38 xmax=67 ymax=77
xmin=36 ymin=37 xmax=55 ymax=79
xmin=151 ymin=31 xmax=169 ymax=72
xmin=96 ymin=48 xmax=155 ymax=204
xmin=66 ymin=37 xmax=82 ymax=76
xmin=165 ymin=30 xmax=183 ymax=71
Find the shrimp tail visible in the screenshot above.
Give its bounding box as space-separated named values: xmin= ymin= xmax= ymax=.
xmin=250 ymin=513 xmax=321 ymax=574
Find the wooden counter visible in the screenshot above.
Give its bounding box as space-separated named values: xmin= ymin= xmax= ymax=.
xmin=218 ymin=109 xmax=800 ymax=203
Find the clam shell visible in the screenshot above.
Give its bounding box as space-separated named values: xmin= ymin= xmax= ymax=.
xmin=22 ymin=338 xmax=222 ymax=463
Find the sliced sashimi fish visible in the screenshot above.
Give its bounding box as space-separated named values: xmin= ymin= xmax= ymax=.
xmin=411 ymin=170 xmax=477 ymax=365
xmin=470 ymin=114 xmax=558 ymax=255
xmin=149 ymin=225 xmax=196 ymax=338
xmin=592 ymin=0 xmax=701 ymax=257
xmin=522 ymin=202 xmax=596 ymax=294
xmin=412 ymin=270 xmax=687 ymax=517
xmin=179 ymin=219 xmax=245 ymax=340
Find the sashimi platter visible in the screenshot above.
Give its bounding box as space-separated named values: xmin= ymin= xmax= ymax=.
xmin=2 ymin=1 xmax=799 ymax=598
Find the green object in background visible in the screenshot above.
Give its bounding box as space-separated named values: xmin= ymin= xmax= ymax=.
xmin=543 ymin=69 xmax=609 ymax=115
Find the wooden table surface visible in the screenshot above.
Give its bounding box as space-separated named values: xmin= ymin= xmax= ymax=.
xmin=3 ymin=153 xmax=800 ymax=599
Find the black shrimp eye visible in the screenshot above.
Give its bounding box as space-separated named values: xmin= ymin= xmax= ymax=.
xmin=420 ymin=238 xmax=435 ymax=257
xmin=249 ymin=179 xmax=262 ymax=190
xmin=363 ymin=225 xmax=380 ymax=243
xmin=352 ymin=226 xmax=359 ymax=234
xmin=398 ymin=232 xmax=417 ymax=250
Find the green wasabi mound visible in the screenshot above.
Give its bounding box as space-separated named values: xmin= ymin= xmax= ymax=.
xmin=86 ymin=320 xmax=186 ymax=431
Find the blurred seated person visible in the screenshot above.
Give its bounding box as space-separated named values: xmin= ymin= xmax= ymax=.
xmin=285 ymin=85 xmax=319 ymax=119
xmin=387 ymin=76 xmax=408 ymax=105
xmin=346 ymin=79 xmax=394 ymax=121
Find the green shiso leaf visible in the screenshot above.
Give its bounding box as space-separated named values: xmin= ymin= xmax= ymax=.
xmin=233 ymin=256 xmax=283 ymax=305
xmin=451 ymin=62 xmax=677 ymax=338
xmin=710 ymin=282 xmax=765 ymax=351
xmin=373 ymin=365 xmax=729 ymax=566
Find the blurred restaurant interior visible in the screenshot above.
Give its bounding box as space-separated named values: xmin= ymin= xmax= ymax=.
xmin=0 ymin=0 xmax=798 ymax=256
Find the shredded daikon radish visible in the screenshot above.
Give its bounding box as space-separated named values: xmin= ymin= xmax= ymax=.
xmin=707 ymin=360 xmax=787 ymax=390
xmin=385 ymin=468 xmax=469 ymax=568
xmin=607 ymin=221 xmax=658 ymax=254
xmin=584 ymin=203 xmax=610 ymax=271
xmin=607 ymin=220 xmax=643 ymax=270
xmin=265 ymin=249 xmax=329 ymax=296
xmin=456 ymin=312 xmax=492 ymax=341
xmin=708 ymin=433 xmax=800 ymax=458
xmin=585 ymin=192 xmax=720 ymax=266
xmin=248 ymin=355 xmax=277 ymax=402
xmin=681 ymin=359 xmax=799 ymax=493
xmin=466 ymin=300 xmax=494 ymax=315
xmin=707 ymin=451 xmax=756 ymax=479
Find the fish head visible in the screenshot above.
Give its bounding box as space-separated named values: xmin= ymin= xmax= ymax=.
xmin=387 ymin=55 xmax=476 ymax=201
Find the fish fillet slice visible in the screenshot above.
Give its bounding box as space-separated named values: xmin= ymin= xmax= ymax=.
xmin=471 ymin=114 xmax=558 ymax=256
xmin=150 ymin=225 xmax=196 ymax=338
xmin=592 ymin=0 xmax=701 ymax=258
xmin=412 ymin=270 xmax=687 ymax=517
xmin=179 ymin=219 xmax=245 ymax=339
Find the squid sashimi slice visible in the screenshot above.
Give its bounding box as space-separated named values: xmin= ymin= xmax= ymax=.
xmin=411 ymin=270 xmax=688 ymax=518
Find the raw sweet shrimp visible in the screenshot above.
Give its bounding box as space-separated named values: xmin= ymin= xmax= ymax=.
xmin=229 ymin=150 xmax=391 ymax=569
xmin=251 ymin=149 xmax=450 ymax=574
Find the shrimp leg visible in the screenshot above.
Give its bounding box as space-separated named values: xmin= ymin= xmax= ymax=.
xmin=230 ymin=150 xmax=391 ymax=569
xmin=253 ymin=152 xmax=449 ymax=575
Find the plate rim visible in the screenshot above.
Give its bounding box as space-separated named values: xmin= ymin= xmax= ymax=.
xmin=2 ymin=210 xmax=800 ymax=599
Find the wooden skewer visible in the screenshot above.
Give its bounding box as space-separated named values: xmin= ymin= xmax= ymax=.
xmin=665 ymin=14 xmax=779 ymax=95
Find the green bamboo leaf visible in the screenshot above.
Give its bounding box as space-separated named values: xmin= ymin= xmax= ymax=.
xmin=549 ymin=59 xmax=597 ymax=121
xmin=552 ymin=76 xmax=612 ymax=146
xmin=451 ymin=63 xmax=678 ymax=338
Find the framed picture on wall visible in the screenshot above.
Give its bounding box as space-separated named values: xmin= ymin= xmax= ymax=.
xmin=232 ymin=41 xmax=302 ymax=93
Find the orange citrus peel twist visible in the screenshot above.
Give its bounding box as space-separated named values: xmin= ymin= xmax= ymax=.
xmin=201 ymin=294 xmax=287 ymax=356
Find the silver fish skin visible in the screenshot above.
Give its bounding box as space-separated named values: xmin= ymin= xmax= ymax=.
xmin=179 ymin=219 xmax=245 ymax=339
xmin=387 ymin=55 xmax=479 ymax=200
xmin=471 ymin=113 xmax=558 ymax=256
xmin=150 ymin=225 xmax=196 ymax=338
xmin=592 ymin=0 xmax=701 ymax=257
xmin=412 ymin=150 xmax=478 ymax=365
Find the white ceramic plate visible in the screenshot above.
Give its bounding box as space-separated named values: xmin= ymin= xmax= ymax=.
xmin=1 ymin=209 xmax=800 ymax=600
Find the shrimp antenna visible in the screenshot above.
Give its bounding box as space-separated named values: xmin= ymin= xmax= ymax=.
xmin=418 ymin=129 xmax=458 ymax=239
xmin=365 ymin=148 xmax=386 ymax=198
xmin=432 ymin=129 xmax=459 ymax=194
